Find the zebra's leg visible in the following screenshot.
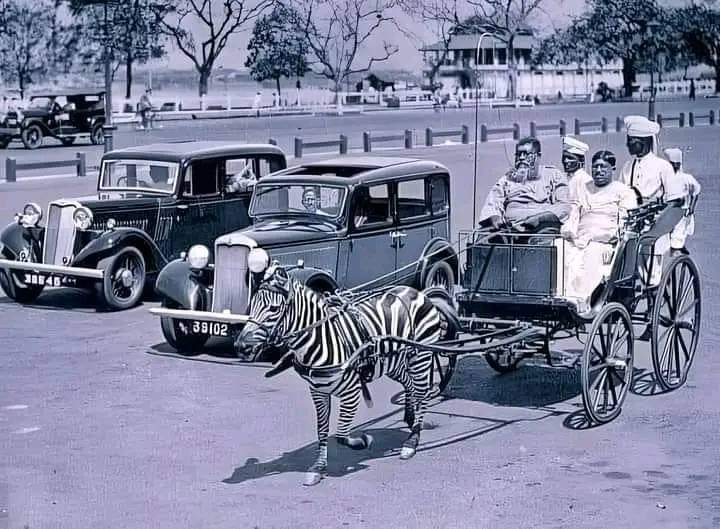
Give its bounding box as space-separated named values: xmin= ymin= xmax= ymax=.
xmin=400 ymin=351 xmax=434 ymax=460
xmin=335 ymin=380 xmax=373 ymax=451
xmin=388 ymin=364 xmax=415 ymax=428
xmin=305 ymin=387 xmax=331 ymax=486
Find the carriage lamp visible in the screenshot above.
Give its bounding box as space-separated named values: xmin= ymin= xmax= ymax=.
xmin=187 ymin=245 xmax=210 ymax=270
xmin=73 ymin=207 xmax=93 ymax=230
xmin=19 ymin=202 xmax=42 ymax=227
xmin=248 ymin=248 xmax=270 ymax=273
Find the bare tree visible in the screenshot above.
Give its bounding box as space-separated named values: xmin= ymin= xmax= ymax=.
xmin=157 ymin=0 xmax=273 ymax=96
xmin=405 ymin=0 xmax=548 ymax=100
xmin=292 ymin=0 xmax=402 ymax=96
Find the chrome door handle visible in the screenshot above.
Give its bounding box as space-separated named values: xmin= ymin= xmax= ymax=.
xmin=177 ymin=204 xmax=189 ymax=210
xmin=390 ymin=231 xmax=407 ymax=239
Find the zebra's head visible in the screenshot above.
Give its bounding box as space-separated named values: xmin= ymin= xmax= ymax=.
xmin=235 ymin=264 xmax=294 ymax=362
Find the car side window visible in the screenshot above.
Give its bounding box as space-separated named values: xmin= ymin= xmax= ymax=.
xmin=184 ymin=159 xmax=221 ymax=197
xmin=353 ymin=184 xmax=392 ymax=229
xmin=429 ymin=175 xmax=449 ymax=215
xmin=397 ymin=178 xmax=429 ymax=221
xmin=224 ymin=158 xmax=257 ymax=195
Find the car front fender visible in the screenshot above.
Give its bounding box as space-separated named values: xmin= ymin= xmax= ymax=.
xmin=21 ymin=118 xmax=49 ymax=133
xmin=0 ymin=222 xmax=43 ymax=259
xmin=155 ymin=259 xmax=209 ymax=310
xmin=417 ymin=238 xmax=459 ymax=285
xmin=73 ymin=228 xmax=167 ymax=273
xmin=289 ymin=267 xmax=339 ymax=293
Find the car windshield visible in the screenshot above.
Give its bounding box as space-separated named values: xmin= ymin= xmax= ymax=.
xmin=100 ymin=159 xmax=179 ymax=194
xmin=251 ymin=184 xmax=346 ymax=219
xmin=28 ymin=97 xmax=53 ymax=109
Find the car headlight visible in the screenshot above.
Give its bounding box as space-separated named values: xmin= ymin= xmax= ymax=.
xmin=20 ymin=202 xmax=42 ymax=227
xmin=72 ymin=206 xmax=93 ymax=230
xmin=187 ymin=244 xmax=210 ymax=269
xmin=248 ymin=247 xmax=270 ymax=273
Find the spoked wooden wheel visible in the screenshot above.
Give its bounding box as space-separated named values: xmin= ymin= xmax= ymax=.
xmin=651 ymin=255 xmax=701 ymax=391
xmin=581 ymin=302 xmax=634 ymax=424
xmin=427 ymin=352 xmax=456 ymax=398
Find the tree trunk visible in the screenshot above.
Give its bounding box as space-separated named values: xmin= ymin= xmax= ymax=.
xmin=506 ymin=40 xmax=517 ymax=101
xmin=275 ymin=76 xmax=281 ymax=97
xmin=622 ymin=57 xmax=636 ymax=98
xmin=198 ymin=67 xmax=211 ymax=96
xmin=125 ymin=57 xmax=133 ymax=100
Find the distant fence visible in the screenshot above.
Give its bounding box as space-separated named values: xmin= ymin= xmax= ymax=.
xmin=530 ymin=120 xmax=566 ymax=137
xmin=425 ymin=126 xmax=469 ymax=146
xmin=294 ymin=135 xmax=348 ymax=158
xmin=5 ymin=152 xmax=86 ymax=183
xmin=574 ymin=117 xmax=608 ymax=135
xmin=363 ymin=130 xmax=413 ymax=152
xmin=480 ymin=123 xmax=520 ymax=142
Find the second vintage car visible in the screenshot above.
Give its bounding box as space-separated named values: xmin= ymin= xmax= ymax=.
xmin=151 ymin=156 xmax=458 ymax=352
xmin=0 ymin=141 xmax=287 ymax=310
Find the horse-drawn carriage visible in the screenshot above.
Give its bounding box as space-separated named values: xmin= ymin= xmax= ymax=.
xmin=422 ymin=198 xmax=701 ymax=424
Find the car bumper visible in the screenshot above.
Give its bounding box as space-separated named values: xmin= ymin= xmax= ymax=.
xmin=149 ymin=307 xmax=250 ymax=324
xmin=0 ymin=259 xmax=104 ymax=279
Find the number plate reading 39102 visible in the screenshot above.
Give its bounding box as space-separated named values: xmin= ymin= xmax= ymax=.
xmin=191 ymin=321 xmax=229 ymax=337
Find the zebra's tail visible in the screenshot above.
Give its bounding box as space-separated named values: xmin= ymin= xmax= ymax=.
xmin=422 ymin=287 xmax=460 ymax=341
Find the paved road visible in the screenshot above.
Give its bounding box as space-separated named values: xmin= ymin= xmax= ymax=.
xmin=2 ymin=97 xmax=719 ymax=180
xmin=1 ymin=128 xmax=719 ymax=529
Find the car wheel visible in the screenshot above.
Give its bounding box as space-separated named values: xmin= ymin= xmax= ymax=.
xmin=21 ymin=124 xmax=43 ymax=150
xmin=91 ymin=124 xmax=104 ymax=145
xmin=60 ymin=137 xmax=75 ymax=146
xmin=0 ymin=247 xmax=44 ymax=303
xmin=96 ymin=247 xmax=146 ymax=310
xmin=422 ymin=259 xmax=455 ymax=293
xmin=160 ymin=300 xmax=209 ymax=354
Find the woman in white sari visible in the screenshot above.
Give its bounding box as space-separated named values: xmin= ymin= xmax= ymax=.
xmin=561 ymin=151 xmax=638 ymax=308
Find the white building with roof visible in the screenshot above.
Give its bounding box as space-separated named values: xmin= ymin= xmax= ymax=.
xmin=420 ymin=33 xmax=623 ymax=99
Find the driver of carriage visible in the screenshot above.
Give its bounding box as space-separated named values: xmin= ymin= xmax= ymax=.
xmin=479 ymin=137 xmax=571 ymax=232
xmin=561 ymin=150 xmax=638 ymax=307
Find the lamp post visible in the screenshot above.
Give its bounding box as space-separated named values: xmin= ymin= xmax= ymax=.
xmin=472 ymin=32 xmax=493 ymax=228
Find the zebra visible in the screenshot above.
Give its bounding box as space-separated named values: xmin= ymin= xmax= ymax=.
xmin=235 ymin=264 xmax=458 ymax=486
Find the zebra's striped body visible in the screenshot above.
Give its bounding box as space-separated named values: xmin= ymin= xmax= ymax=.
xmin=236 ymin=265 xmax=455 ymax=486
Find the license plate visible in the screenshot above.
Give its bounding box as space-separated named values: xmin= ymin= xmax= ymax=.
xmin=24 ymin=273 xmax=62 ymax=287
xmin=190 ymin=320 xmax=229 ymax=337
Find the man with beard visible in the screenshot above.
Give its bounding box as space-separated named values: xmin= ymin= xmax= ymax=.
xmin=479 ymin=137 xmax=570 ymax=232
xmin=562 ymin=136 xmax=591 ymax=201
xmin=561 ymin=150 xmax=637 ymax=309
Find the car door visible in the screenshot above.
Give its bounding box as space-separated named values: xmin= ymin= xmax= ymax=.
xmin=343 ymin=183 xmax=397 ymax=288
xmin=394 ymin=176 xmax=436 ymax=286
xmin=168 ymin=158 xmax=225 ymax=257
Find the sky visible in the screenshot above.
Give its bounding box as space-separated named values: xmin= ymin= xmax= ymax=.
xmin=155 ymin=0 xmax=586 ymax=73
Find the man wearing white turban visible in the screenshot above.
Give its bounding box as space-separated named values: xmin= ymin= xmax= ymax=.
xmin=663 ymin=147 xmax=701 ymax=255
xmin=562 ymin=136 xmax=591 ymax=202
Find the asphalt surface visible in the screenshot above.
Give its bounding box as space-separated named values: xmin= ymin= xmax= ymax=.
xmin=1 ymin=123 xmax=719 ymax=529
xmin=2 ymin=97 xmax=720 ymax=179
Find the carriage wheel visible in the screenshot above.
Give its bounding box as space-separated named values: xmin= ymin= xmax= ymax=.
xmin=427 ymin=352 xmax=456 ymax=398
xmin=581 ymin=302 xmax=634 ymax=424
xmin=651 ymin=255 xmax=701 ymax=391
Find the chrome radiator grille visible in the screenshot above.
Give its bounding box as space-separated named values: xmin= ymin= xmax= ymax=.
xmin=43 ymin=203 xmax=77 ymax=266
xmin=212 ymin=244 xmax=250 ymax=314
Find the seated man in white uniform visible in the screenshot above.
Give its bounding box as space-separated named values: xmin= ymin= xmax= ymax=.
xmin=561 ymin=150 xmax=638 ymax=309
xmin=663 ymin=147 xmax=701 ymax=256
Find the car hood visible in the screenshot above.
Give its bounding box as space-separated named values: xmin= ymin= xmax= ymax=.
xmin=22 ymin=109 xmax=49 ymax=118
xmin=218 ymin=218 xmax=340 ymax=248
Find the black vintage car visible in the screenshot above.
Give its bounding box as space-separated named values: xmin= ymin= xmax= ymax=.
xmin=18 ymin=90 xmax=107 ymax=149
xmin=150 ymin=156 xmax=457 ymax=352
xmin=0 ymin=141 xmax=287 ymax=310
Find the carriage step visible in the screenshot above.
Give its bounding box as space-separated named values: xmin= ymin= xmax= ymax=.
xmin=524 ymin=351 xmax=580 ymax=370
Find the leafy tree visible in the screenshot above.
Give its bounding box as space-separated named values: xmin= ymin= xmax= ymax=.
xmin=294 ymin=0 xmax=402 ymax=95
xmin=245 ymin=4 xmax=309 ymax=96
xmin=677 ymin=2 xmax=720 ymax=93
xmin=156 ymin=0 xmax=273 ymax=96
xmin=69 ymin=0 xmax=168 ymax=99
xmin=534 ymin=0 xmax=675 ymax=98
xmin=0 ymin=0 xmax=56 ymax=98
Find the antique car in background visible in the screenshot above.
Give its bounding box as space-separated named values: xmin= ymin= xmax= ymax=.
xmin=0 ymin=141 xmax=287 ymax=310
xmin=150 ymin=156 xmax=458 ymax=352
xmin=0 ymin=90 xmax=24 ymax=148
xmin=18 ymin=90 xmax=107 ymax=149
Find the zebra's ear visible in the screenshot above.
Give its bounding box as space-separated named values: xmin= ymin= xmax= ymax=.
xmin=270 ymin=266 xmax=290 ymax=289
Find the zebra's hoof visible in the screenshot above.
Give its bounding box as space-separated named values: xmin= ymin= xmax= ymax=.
xmin=399 ymin=446 xmax=416 ymax=460
xmin=303 ymin=472 xmax=324 ymax=486
xmin=362 ymin=433 xmax=374 ymax=450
